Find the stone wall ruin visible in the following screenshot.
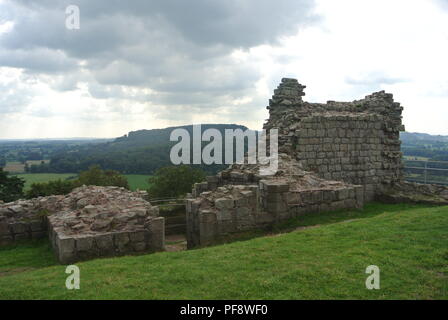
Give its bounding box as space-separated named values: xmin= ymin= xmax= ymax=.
xmin=186 ymin=78 xmax=448 ymax=248
xmin=187 ymin=154 xmax=364 ymax=248
xmin=264 ymin=78 xmax=404 ymax=201
xmin=0 ymin=186 xmax=165 ymax=264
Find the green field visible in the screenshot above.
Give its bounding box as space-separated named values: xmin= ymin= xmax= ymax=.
xmin=0 ymin=203 xmax=447 ymax=299
xmin=124 ymin=174 xmax=152 ymax=191
xmin=14 ymin=173 xmax=151 ymax=191
xmin=16 ymin=173 xmax=77 ymax=190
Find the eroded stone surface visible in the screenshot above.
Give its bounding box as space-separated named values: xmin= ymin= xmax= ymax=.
xmin=46 ymin=186 xmax=158 ymax=236
xmin=0 ymin=186 xmax=164 ymax=263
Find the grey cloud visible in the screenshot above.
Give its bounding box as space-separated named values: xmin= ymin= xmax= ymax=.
xmin=10 ymin=0 xmax=318 ymax=48
xmin=0 ymin=48 xmax=78 ymax=73
xmin=0 ymin=0 xmax=318 ymax=122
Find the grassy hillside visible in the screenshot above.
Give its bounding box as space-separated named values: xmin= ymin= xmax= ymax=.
xmin=0 ymin=203 xmax=447 ymax=299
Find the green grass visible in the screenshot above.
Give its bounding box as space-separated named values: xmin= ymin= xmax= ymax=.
xmin=124 ymin=174 xmax=152 ymax=191
xmin=0 ymin=203 xmax=447 ymax=299
xmin=15 ymin=173 xmax=77 ymax=191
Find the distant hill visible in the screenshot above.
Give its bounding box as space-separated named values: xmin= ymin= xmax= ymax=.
xmin=19 ymin=128 xmax=448 ymax=174
xmin=31 ymin=124 xmax=249 ymax=174
xmin=400 ymin=132 xmax=448 ymax=143
xmin=400 ymin=132 xmax=448 ymax=161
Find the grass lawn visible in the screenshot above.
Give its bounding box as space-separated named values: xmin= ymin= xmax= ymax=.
xmin=15 ymin=173 xmax=77 ymax=191
xmin=124 ymin=174 xmax=152 ymax=191
xmin=0 ymin=203 xmax=447 ymax=299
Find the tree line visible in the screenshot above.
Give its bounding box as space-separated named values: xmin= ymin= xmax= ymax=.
xmin=0 ymin=165 xmax=205 ymax=203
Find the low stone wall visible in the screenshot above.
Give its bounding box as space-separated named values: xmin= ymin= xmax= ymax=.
xmin=186 ymin=178 xmax=363 ymax=248
xmin=0 ymin=217 xmax=47 ymax=246
xmin=48 ymin=217 xmax=165 ymax=264
xmin=0 ymin=186 xmax=165 ymax=264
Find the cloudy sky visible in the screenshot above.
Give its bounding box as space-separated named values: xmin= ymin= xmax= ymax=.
xmin=0 ymin=0 xmax=447 ymax=139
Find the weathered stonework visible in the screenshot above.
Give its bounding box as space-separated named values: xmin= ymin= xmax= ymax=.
xmin=264 ymin=78 xmax=404 ymax=201
xmin=186 ymin=78 xmax=448 ymax=248
xmin=187 ymin=154 xmax=363 ymax=247
xmin=0 ymin=186 xmax=165 ymax=263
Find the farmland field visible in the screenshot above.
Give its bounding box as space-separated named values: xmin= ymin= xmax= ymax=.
xmin=13 ymin=173 xmax=151 ymax=191
xmin=16 ymin=173 xmax=77 ymax=190
xmin=125 ymin=174 xmax=152 ymax=191
xmin=3 ymin=162 xmax=25 ymax=173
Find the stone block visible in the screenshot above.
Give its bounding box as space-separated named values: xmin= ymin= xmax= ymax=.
xmin=260 ymin=180 xmax=289 ymax=193
xmin=129 ymin=230 xmax=146 ymax=242
xmin=114 ymin=232 xmax=130 ymax=252
xmin=266 ymin=201 xmax=288 ymax=214
xmin=215 ymin=198 xmax=235 ymax=210
xmin=31 ymin=231 xmax=46 ymax=239
xmin=14 ymin=233 xmax=29 ymax=241
xmin=56 ymin=236 xmax=76 ymax=264
xmin=337 ymin=188 xmax=350 ymax=200
xmin=257 ymin=213 xmax=275 ymax=224
xmin=216 ymin=209 xmax=232 ymax=221
xmin=323 ymin=190 xmax=336 ymax=202
xmin=76 ymin=236 xmax=95 ymax=252
xmin=147 ymin=217 xmax=165 ymax=251
xmin=132 ymin=242 xmax=147 ymax=252
xmin=95 ymin=234 xmax=114 ymax=253
xmin=287 ymin=192 xmax=301 ymax=204
xmin=0 ymin=222 xmax=9 ymax=235
xmin=236 ymin=207 xmax=251 ymax=218
xmin=10 ymin=223 xmax=28 ymax=234
xmin=216 ymin=221 xmax=235 ymax=235
xmin=235 ymin=197 xmax=248 ymax=207
xmin=30 ymin=220 xmax=44 ymax=232
xmin=311 ymin=191 xmax=323 ymax=203
xmin=0 ymin=235 xmax=13 ymax=246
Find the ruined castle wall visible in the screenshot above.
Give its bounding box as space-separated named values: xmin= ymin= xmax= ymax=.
xmin=264 ymin=78 xmax=405 ymax=201
xmin=186 ymin=179 xmax=363 ymax=248
xmin=295 ymin=113 xmax=402 ymax=201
